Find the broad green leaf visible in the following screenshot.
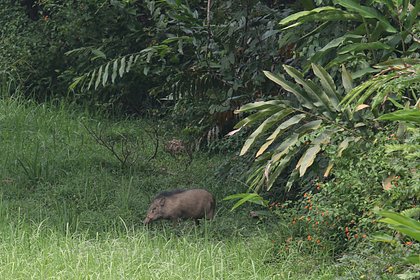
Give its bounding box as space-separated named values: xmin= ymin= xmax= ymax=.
xmin=405 ymin=0 xmax=420 ymax=30
xmin=324 ymin=162 xmax=334 ymax=177
xmin=267 ymin=152 xmax=296 ymax=190
xmin=279 ymin=7 xmax=339 ymax=25
xmin=375 ymin=58 xmax=420 ymax=68
xmin=311 ymin=34 xmax=363 ymax=63
xmin=240 ymin=109 xmax=294 ymax=156
xmin=338 ymin=42 xmax=393 ymax=54
xmin=341 ymin=64 xmax=353 ymax=92
xmin=91 ymin=49 xmax=106 ymax=59
xmin=223 ymin=193 xmax=268 ymax=211
xmin=284 ymin=65 xmax=337 ymax=115
xmin=295 ymin=120 xmax=323 ymax=135
xmin=111 ymin=59 xmax=118 ymax=83
xmin=371 ymin=233 xmax=396 ymax=243
xmin=311 ymin=63 xmax=341 ymax=110
xmin=95 ymin=65 xmax=103 ymax=90
xmin=102 ymin=63 xmax=110 ymax=87
xmin=377 ymin=210 xmax=420 ymax=236
xmin=388 ymin=225 xmax=420 ymax=241
xmin=119 ymin=57 xmax=126 ymax=78
xmin=257 ymin=114 xmax=306 ymax=157
xmin=280 ymin=7 xmax=358 ymax=29
xmin=271 ymin=133 xmax=299 ymax=162
xmin=297 ymin=144 xmax=322 ymax=177
xmin=357 ymin=76 xmax=394 ymax=106
xmin=88 ymin=69 xmax=96 ymax=89
xmin=341 ymin=79 xmax=375 ymax=106
xmin=285 ymin=170 xmax=299 ymax=191
xmin=405 ymin=254 xmax=420 ymax=265
xmin=335 ymin=0 xmax=397 ymax=33
xmin=263 ymin=71 xmax=314 ymax=109
xmin=351 ymin=67 xmax=379 ymax=79
xmin=69 ymin=76 xmax=84 ymax=91
xmin=378 ymin=109 xmax=420 ymax=124
xmin=234 ymin=107 xmax=283 ymax=129
xmin=337 ymin=136 xmax=353 ymax=157
xmin=283 ymin=65 xmax=324 ymax=106
xmin=126 ymin=55 xmax=134 ymax=73
xmin=235 ymin=100 xmax=284 ymax=113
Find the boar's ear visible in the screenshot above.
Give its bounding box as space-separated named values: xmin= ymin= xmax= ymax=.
xmin=159 ymin=197 xmax=166 ymax=206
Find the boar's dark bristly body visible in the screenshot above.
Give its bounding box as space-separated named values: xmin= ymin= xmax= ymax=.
xmin=144 ymin=189 xmax=215 ymax=225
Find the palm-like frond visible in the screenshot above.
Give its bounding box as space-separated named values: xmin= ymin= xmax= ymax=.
xmin=235 ymin=64 xmax=357 ymax=191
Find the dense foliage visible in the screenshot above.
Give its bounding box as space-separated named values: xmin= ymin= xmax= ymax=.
xmin=0 ymin=0 xmax=419 ymax=278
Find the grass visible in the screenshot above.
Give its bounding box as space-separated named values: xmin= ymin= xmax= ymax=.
xmin=0 ymin=213 xmax=341 ymax=279
xmin=0 ymin=94 xmax=401 ymax=279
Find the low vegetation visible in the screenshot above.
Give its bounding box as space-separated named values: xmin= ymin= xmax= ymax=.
xmin=0 ymin=1 xmax=418 ymax=279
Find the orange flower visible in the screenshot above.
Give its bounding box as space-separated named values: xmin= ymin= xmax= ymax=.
xmin=307 ymin=235 xmax=312 ymax=241
xmin=405 ymin=241 xmax=413 ymax=246
xmin=316 ymin=239 xmax=321 ymax=244
xmin=362 ymin=234 xmax=367 ymax=238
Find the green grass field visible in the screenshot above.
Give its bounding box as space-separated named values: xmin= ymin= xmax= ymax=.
xmin=0 ymin=95 xmax=395 ymax=279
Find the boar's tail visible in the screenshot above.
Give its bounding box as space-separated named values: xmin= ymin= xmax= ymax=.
xmin=209 ymin=196 xmax=216 ymax=219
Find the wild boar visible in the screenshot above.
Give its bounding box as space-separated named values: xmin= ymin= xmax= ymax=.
xmin=143 ymin=189 xmax=215 ymax=225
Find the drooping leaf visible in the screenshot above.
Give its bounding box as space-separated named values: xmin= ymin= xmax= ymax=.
xmin=240 ymin=109 xmax=294 ymax=156
xmin=310 ymin=34 xmax=363 ymax=63
xmin=111 ymin=59 xmax=118 ymax=83
xmin=337 ymin=136 xmax=357 ymax=157
xmin=311 ymin=63 xmax=341 ymax=110
xmin=271 ymin=133 xmax=299 ymax=162
xmin=378 ymin=109 xmax=420 ymax=124
xmin=341 ymin=64 xmax=353 ymax=92
xmin=324 ymin=162 xmax=334 ymax=177
xmin=119 ymin=57 xmax=126 ymax=78
xmin=88 ymin=69 xmax=96 ymax=89
xmin=338 ymin=42 xmax=393 ymax=54
xmin=279 ymin=7 xmax=340 ymax=25
xmin=95 ymin=65 xmax=103 ymax=90
xmin=377 ymin=210 xmax=420 ymax=241
xmin=102 ymin=63 xmax=110 ymax=87
xmin=335 ymin=0 xmax=397 ymax=33
xmin=263 ymin=71 xmax=314 ymax=109
xmin=91 ymin=49 xmax=106 ymax=60
xmin=126 ymin=55 xmax=134 ymax=73
xmin=297 ymin=144 xmax=322 ymax=177
xmin=283 ymin=65 xmax=330 ymax=110
xmin=223 ymin=193 xmax=268 ymax=211
xmin=234 ymin=105 xmax=285 ymax=129
xmin=256 ymin=114 xmax=306 ymax=157
xmin=69 ymin=76 xmax=84 ymax=91
xmin=235 ymin=100 xmax=284 ymax=113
